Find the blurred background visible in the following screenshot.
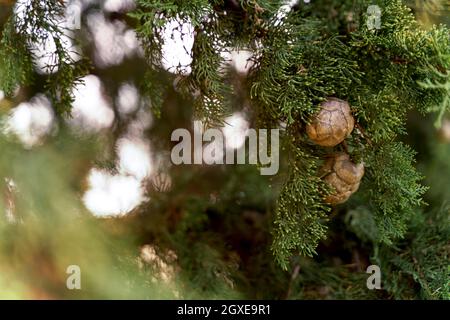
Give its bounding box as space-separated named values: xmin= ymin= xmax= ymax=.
xmin=0 ymin=0 xmax=448 ymax=299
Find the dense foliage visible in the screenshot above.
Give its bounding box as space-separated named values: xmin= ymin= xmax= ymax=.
xmin=0 ymin=0 xmax=448 ymax=299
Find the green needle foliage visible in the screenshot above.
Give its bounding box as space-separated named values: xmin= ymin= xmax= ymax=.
xmin=129 ymin=0 xmax=450 ymax=275
xmin=0 ymin=0 xmax=89 ymax=114
xmin=0 ymin=0 xmax=448 ymax=299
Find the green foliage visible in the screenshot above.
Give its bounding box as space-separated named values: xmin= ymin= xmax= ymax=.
xmin=271 ymin=137 xmax=330 ymax=270
xmin=250 ymin=13 xmax=361 ymax=124
xmin=247 ymin=0 xmax=449 ymax=267
xmin=130 ymin=0 xmax=286 ymax=125
xmin=0 ymin=0 xmax=89 ymax=114
xmin=418 ymin=63 xmax=450 ymax=128
xmin=371 ymin=204 xmax=450 ymax=300
xmin=0 ymin=0 xmax=448 ymax=299
xmin=131 ymin=0 xmax=227 ymax=124
xmin=128 ymin=0 xmax=449 ymax=270
xmin=360 ymin=142 xmax=428 ymax=243
xmin=0 ymin=18 xmax=34 ymax=96
xmin=345 ymin=176 xmax=448 ymax=299
xmin=0 ymin=131 xmax=173 ymax=299
xmin=289 ymin=262 xmax=381 ymax=300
